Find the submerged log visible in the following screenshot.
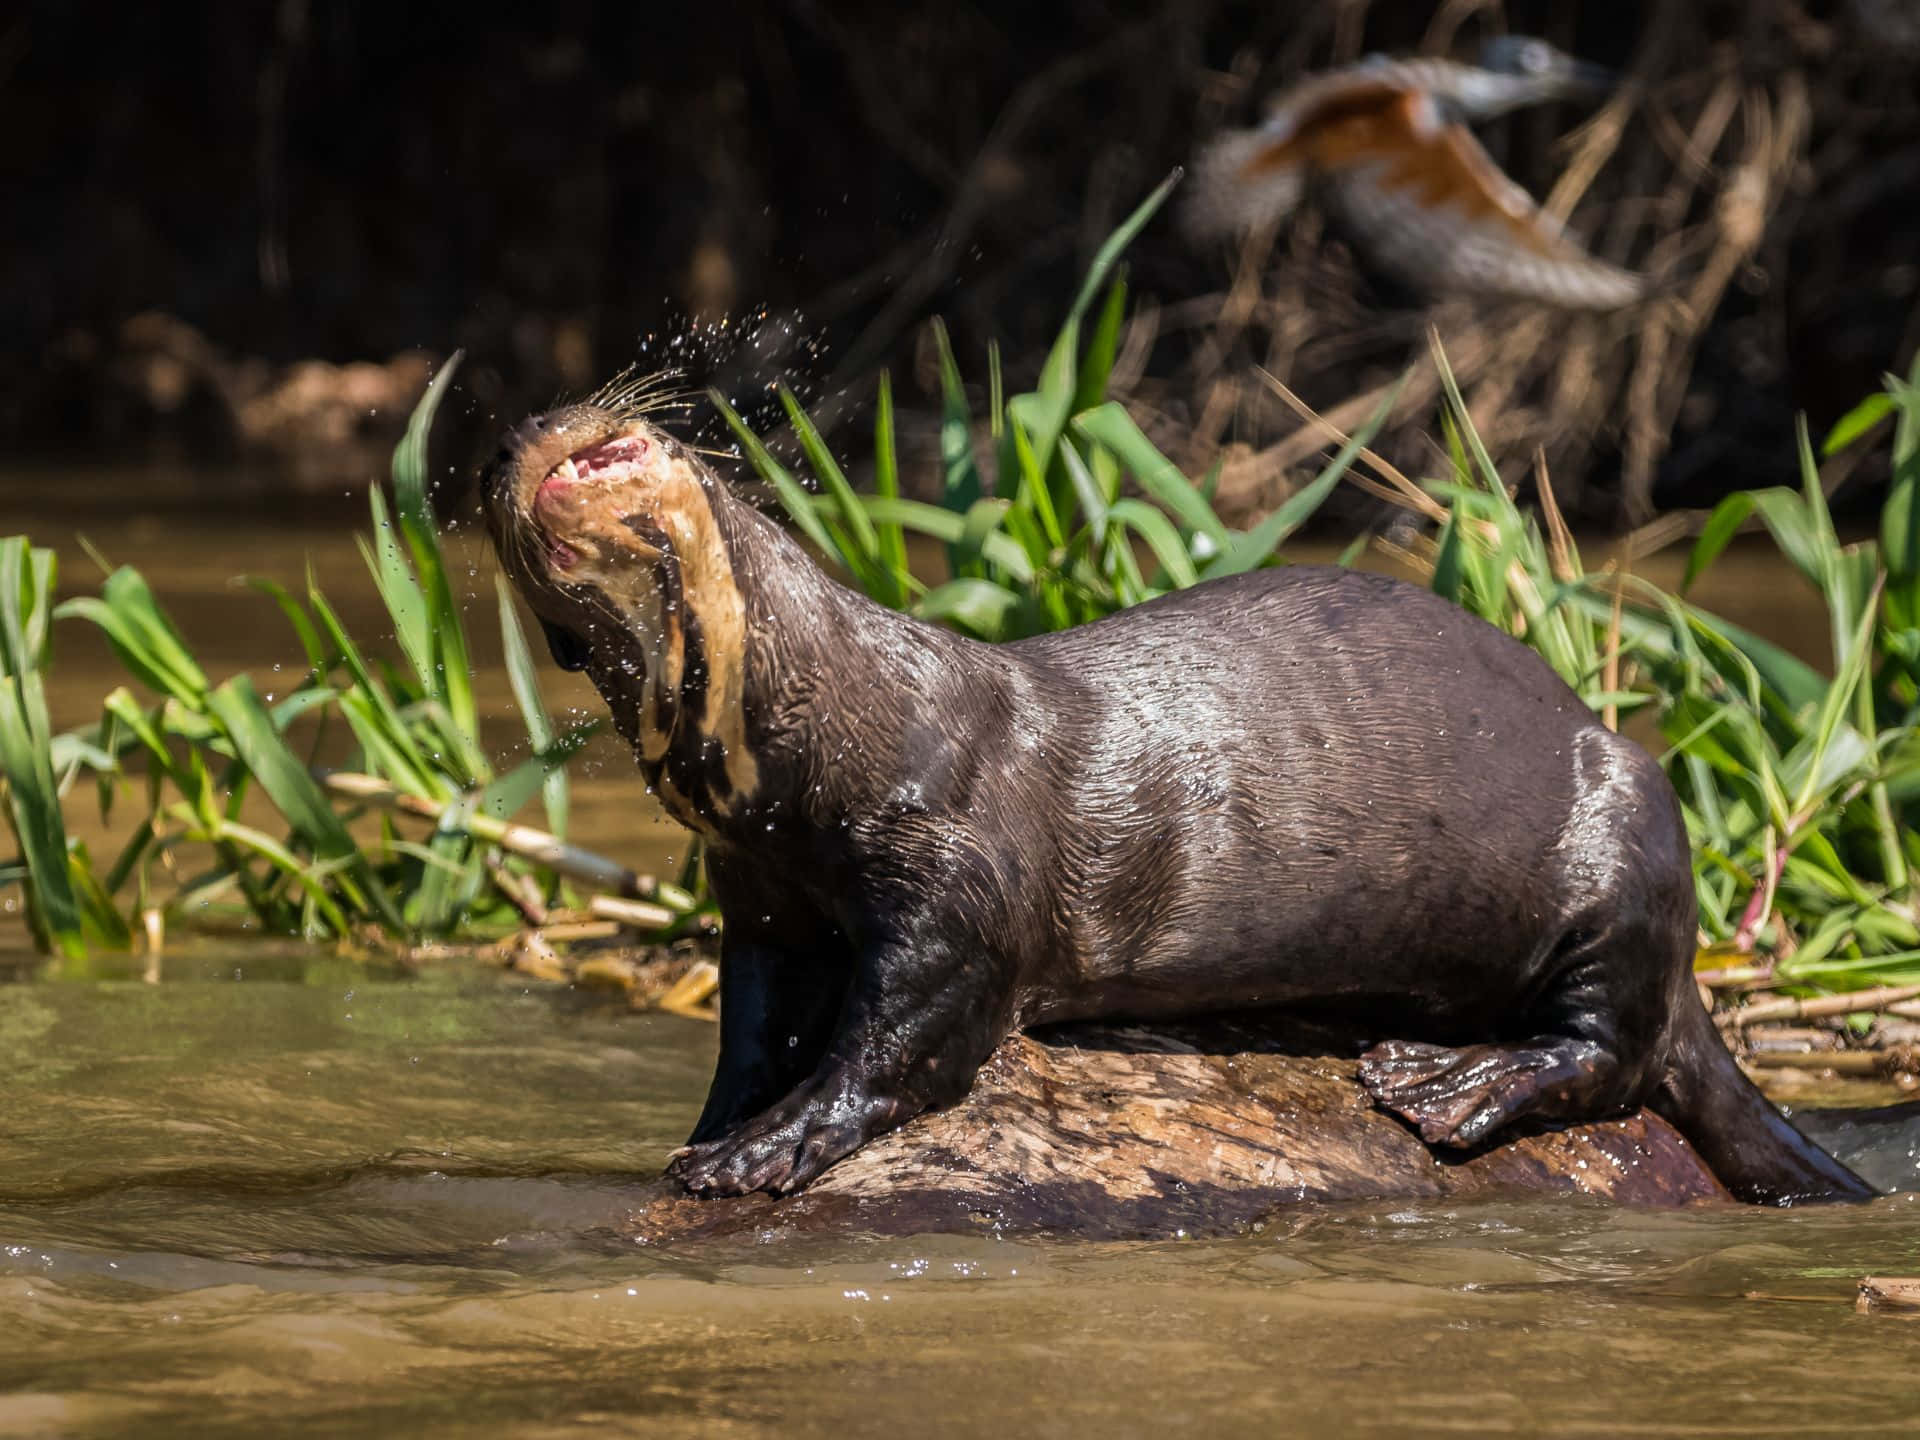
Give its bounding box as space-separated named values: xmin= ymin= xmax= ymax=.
xmin=623 ymin=1020 xmax=1725 ymax=1243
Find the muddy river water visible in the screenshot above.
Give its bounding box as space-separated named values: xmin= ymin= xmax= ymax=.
xmin=5 ymin=475 xmax=1920 ymax=1436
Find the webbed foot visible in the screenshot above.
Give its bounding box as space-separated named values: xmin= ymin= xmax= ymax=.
xmin=1358 ymin=1037 xmax=1612 ymax=1149
xmin=667 ymin=1078 xmax=906 ymax=1197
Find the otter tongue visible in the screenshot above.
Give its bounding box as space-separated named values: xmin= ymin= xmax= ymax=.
xmin=568 ymin=435 xmax=649 ymax=482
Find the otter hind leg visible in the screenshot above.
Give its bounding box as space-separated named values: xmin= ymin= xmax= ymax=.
xmin=1358 ymin=1036 xmax=1625 ymax=1148
xmin=1359 ymin=920 xmax=1668 ymax=1150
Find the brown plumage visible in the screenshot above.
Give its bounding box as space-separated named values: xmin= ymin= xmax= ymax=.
xmin=1186 ymin=39 xmax=1650 ymax=310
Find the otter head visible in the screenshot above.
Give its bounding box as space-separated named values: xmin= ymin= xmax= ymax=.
xmin=481 ymin=401 xmax=759 ymax=825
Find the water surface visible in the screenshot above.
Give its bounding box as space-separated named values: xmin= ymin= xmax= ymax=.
xmin=6 ymin=496 xmax=1920 ymax=1437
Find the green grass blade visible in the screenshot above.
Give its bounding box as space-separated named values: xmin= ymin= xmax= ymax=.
xmin=1430 ymin=336 xmax=1504 ymax=495
xmin=0 ymin=539 xmax=85 ymax=956
xmin=67 ymin=843 xmax=132 ymax=949
xmin=1006 ymin=316 xmax=1079 ymax=489
xmin=306 ymin=570 xmax=443 ymax=799
xmin=1007 ymin=415 xmax=1067 ymax=550
xmin=1794 ymin=415 xmax=1841 ymax=565
xmin=1059 ymin=439 xmax=1111 ymax=548
xmin=213 ymin=818 xmax=352 ymax=936
xmin=856 ymin=497 xmax=1034 ymax=582
xmin=1073 ymin=273 xmax=1128 ymax=417
xmin=101 ymin=815 xmax=156 ymax=897
xmin=1108 ymin=499 xmax=1199 ymax=588
xmin=1823 ymin=392 xmax=1894 ymax=457
xmin=477 ymin=722 xmax=599 ymax=824
xmin=914 ymin=578 xmax=1022 ymax=639
xmin=334 ymin=691 xmax=437 ymax=802
xmin=243 ymin=577 xmax=331 ymax=674
xmin=101 ymin=688 xmax=190 ymax=792
xmin=389 ymin=352 xmax=479 ymax=756
xmin=495 ymin=574 xmax=571 ymax=839
xmin=1430 ymin=513 xmax=1467 ymax=605
xmin=1789 ymin=575 xmax=1882 ymax=819
xmin=710 ymin=388 xmax=842 ymax=560
xmin=206 ymin=674 xmax=404 ymax=931
xmin=930 ymin=319 xmax=984 ymax=514
xmin=987 ymin=341 xmax=1004 ymax=439
xmin=1748 ymin=488 xmax=1825 ymax=593
xmin=408 ymin=812 xmax=472 ymax=935
xmin=360 ymin=486 xmax=433 ymax=695
xmin=871 ymin=372 xmax=910 ymax=598
xmin=0 ymin=674 xmax=84 ymax=956
xmin=56 ymin=568 xmax=209 ymax=707
xmin=1682 ymin=493 xmax=1755 ymax=593
xmin=1064 ymin=169 xmax=1179 ymax=328
xmin=1073 ymin=403 xmax=1228 ymax=546
xmin=0 ymin=537 xmax=42 ymax=679
xmin=779 ymin=383 xmax=884 ymax=572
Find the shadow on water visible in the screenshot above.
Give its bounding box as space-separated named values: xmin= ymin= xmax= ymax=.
xmin=7 ymin=506 xmax=1920 ymax=1436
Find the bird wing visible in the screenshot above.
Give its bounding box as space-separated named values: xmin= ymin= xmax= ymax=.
xmin=1182 ymin=126 xmax=1307 ymax=242
xmin=1305 ymin=89 xmax=1646 ymax=309
xmin=1182 ymin=70 xmax=1420 ymax=243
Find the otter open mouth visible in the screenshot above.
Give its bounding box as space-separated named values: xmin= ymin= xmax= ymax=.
xmin=528 ymin=432 xmax=656 ymax=573
xmin=542 ymin=431 xmax=654 ymax=490
xmin=516 ymin=431 xmax=661 ymax=668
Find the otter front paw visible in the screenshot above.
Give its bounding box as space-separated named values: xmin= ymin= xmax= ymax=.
xmin=667 ymin=1084 xmax=895 ymax=1197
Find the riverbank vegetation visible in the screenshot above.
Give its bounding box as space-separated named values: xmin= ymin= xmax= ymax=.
xmin=5 ymin=187 xmax=1920 ymax=1070
xmin=2 ymin=357 xmax=713 ymax=972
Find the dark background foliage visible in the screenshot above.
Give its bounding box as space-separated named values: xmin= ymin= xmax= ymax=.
xmin=3 ymin=1 xmax=1916 ymax=516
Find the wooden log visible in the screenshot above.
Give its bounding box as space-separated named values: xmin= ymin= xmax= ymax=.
xmin=622 ymin=1020 xmax=1726 ymax=1243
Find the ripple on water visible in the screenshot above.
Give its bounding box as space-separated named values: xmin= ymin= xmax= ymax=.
xmin=4 ymin=948 xmax=1920 ymax=1436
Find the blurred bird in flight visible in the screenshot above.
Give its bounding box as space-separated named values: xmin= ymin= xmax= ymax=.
xmin=1186 ymin=36 xmax=1650 ymax=310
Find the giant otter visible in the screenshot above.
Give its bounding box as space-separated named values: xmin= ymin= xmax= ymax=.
xmin=481 ymin=395 xmax=1872 ymax=1206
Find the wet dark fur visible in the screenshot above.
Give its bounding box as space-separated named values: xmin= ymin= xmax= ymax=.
xmin=484 ymin=407 xmax=1873 ymax=1206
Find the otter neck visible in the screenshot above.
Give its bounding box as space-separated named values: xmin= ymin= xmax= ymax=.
xmin=575 ymin=472 xmax=773 ymax=837
xmin=585 ymin=486 xmax=974 ymax=846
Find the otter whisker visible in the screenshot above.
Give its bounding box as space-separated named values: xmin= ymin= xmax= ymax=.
xmin=587 ymin=365 xmax=694 ymax=422
xmin=615 ymin=391 xmax=699 ymax=424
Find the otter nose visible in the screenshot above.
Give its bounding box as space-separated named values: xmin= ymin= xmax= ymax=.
xmin=482 ymin=412 xmax=551 ymax=501
xmin=482 ymin=405 xmax=610 ymax=501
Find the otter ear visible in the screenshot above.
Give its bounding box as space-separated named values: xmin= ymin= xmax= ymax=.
xmin=540 ymin=619 xmax=592 ymax=672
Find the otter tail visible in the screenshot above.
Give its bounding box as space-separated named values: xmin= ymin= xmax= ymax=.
xmin=1653 ymin=994 xmax=1876 ymax=1205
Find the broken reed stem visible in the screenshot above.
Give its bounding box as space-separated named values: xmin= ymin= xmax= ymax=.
xmin=1731 ymin=982 xmax=1920 ymax=1027
xmin=656 ymin=959 xmax=721 ymax=1018
xmin=536 ymin=919 xmax=622 ymax=943
xmin=319 ymin=770 xmax=696 ymax=912
xmin=1747 ymin=1048 xmax=1920 ymax=1076
xmin=486 ymin=853 xmax=549 ymax=926
xmin=590 ymin=893 xmax=679 ymax=931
